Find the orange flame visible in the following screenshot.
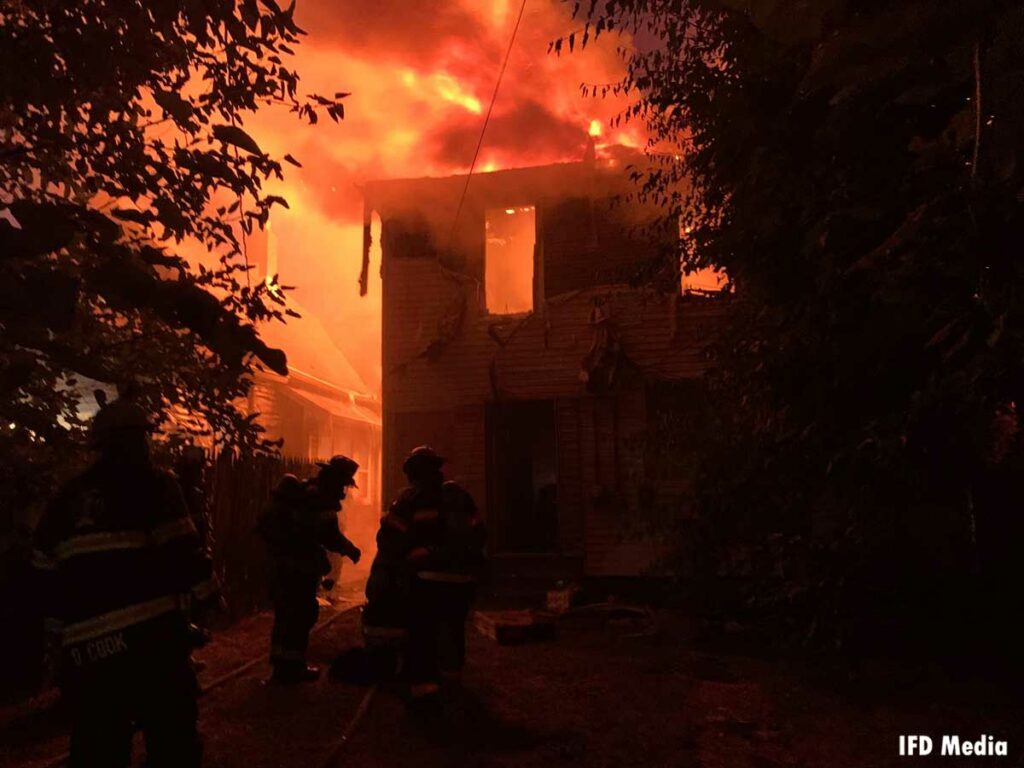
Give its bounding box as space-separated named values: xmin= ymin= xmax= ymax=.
xmin=236 ymin=0 xmax=646 ymax=394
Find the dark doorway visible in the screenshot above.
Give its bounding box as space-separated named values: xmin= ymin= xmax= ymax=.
xmin=488 ymin=400 xmax=559 ymax=553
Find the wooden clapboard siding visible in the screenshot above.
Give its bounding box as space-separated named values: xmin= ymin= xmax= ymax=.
xmin=383 ymin=409 xmax=453 ymax=517
xmin=383 ymin=267 xmax=723 ymax=414
xmin=454 ymin=405 xmax=488 ymax=524
xmin=374 ymin=160 xmax=726 ymax=577
xmin=544 ymin=195 xmax=669 ymax=297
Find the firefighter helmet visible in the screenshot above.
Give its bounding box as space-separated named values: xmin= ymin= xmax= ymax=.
xmin=89 ymin=395 xmax=153 ymax=448
xmin=316 ymin=455 xmax=359 ymax=488
xmin=402 ymin=445 xmax=446 ymax=475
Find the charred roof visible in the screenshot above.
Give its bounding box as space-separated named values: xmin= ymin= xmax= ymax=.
xmin=363 ymin=153 xmax=651 ymax=219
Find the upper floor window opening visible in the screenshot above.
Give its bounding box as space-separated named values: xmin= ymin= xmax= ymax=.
xmin=485 ymin=205 xmax=536 ymax=315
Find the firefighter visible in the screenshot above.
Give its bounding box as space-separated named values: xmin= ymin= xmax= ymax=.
xmin=328 ymin=522 xmax=410 ymax=686
xmin=353 ymin=490 xmax=416 ymax=682
xmin=258 ymin=456 xmax=362 ymax=683
xmin=174 ymin=446 xmax=216 ymax=658
xmin=328 ymin=483 xmax=416 ymax=686
xmin=31 ymin=391 xmax=218 ymax=768
xmin=392 ymin=446 xmax=486 ymax=712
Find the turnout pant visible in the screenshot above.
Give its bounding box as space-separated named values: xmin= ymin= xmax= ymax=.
xmin=66 ymin=648 xmax=200 ymax=768
xmin=405 ymin=578 xmax=474 ymax=698
xmin=360 ymin=595 xmax=408 ymax=680
xmin=269 ymin=569 xmax=321 ymax=668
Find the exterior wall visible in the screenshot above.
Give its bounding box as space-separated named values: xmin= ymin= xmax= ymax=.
xmin=543 ymin=195 xmax=669 ymax=297
xmin=250 ymin=375 xmax=382 ymax=514
xmin=374 ymin=162 xmax=725 ymax=577
xmin=381 ymin=253 xmax=721 ymax=409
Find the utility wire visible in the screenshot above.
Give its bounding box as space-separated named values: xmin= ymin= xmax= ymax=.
xmin=446 ymin=0 xmax=528 ymax=252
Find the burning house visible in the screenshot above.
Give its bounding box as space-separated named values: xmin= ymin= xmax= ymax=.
xmin=364 ymin=155 xmax=728 ymax=582
xmin=249 ymin=314 xmax=382 ymax=508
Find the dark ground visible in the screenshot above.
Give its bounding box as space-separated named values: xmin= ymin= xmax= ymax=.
xmin=4 ymin=591 xmax=1024 ymax=768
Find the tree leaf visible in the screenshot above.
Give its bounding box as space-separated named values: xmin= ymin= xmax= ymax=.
xmin=110 ymin=207 xmax=154 ymax=226
xmin=153 ymin=89 xmax=194 ymax=123
xmin=212 ymin=124 xmax=263 ymax=155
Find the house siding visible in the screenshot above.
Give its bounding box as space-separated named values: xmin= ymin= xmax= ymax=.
xmin=373 ymin=161 xmax=725 ymax=577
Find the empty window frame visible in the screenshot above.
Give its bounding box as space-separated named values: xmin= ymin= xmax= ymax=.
xmin=485 ymin=206 xmax=535 ymax=314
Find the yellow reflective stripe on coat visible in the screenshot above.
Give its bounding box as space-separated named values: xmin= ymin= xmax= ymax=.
xmin=150 ymin=517 xmax=197 ymax=545
xmin=54 ymin=531 xmax=148 ymax=561
xmin=61 ymin=595 xmax=180 ymax=646
xmin=417 ymin=571 xmax=475 ymax=584
xmin=53 ymin=519 xmax=195 ymax=562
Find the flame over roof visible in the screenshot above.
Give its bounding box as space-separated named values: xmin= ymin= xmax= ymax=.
xmin=258 ymin=296 xmax=372 ymax=397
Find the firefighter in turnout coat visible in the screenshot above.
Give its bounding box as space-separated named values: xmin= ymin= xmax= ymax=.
xmin=174 ymin=446 xmax=216 ymax=657
xmin=352 ymin=487 xmax=415 ymax=682
xmin=391 ymin=446 xmax=486 ymax=710
xmin=258 ymin=456 xmax=362 ymax=683
xmin=329 ymin=505 xmax=412 ymax=686
xmin=31 ymin=392 xmax=218 ymax=768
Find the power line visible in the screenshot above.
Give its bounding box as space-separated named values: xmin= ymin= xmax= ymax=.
xmin=446 ymin=0 xmax=528 ymax=252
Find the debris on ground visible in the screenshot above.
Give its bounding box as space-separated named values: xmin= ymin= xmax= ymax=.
xmin=545 ymin=583 xmax=584 ymax=614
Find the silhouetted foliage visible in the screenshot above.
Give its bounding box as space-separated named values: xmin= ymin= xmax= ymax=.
xmin=564 ymin=1 xmax=1024 ymax=656
xmin=0 ymin=0 xmax=346 ymax=527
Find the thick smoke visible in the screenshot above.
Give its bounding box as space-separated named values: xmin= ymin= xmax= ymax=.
xmin=241 ymin=0 xmax=642 ymax=391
